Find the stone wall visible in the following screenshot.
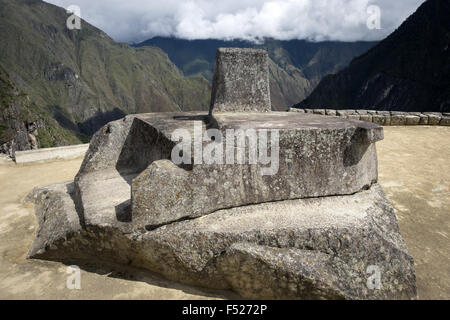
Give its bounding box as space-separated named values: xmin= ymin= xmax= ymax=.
xmin=289 ymin=108 xmax=450 ymax=126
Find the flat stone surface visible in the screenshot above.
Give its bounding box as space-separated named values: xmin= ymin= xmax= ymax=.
xmin=26 ymin=182 xmax=82 ymax=258
xmin=75 ymin=169 xmax=136 ymax=233
xmin=210 ymin=112 xmax=383 ymax=136
xmin=209 ymin=48 xmax=271 ymax=114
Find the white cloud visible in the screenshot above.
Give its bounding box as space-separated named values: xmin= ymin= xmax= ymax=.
xmin=45 ymin=0 xmax=425 ymax=43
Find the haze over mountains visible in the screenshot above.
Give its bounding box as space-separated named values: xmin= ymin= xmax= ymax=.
xmin=135 ymin=38 xmax=376 ymax=110
xmin=296 ymin=0 xmax=450 ymax=112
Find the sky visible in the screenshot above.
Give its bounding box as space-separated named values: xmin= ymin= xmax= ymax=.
xmin=45 ymin=0 xmax=426 ymax=43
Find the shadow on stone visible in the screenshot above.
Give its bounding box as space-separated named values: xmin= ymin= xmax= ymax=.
xmin=58 ymin=259 xmax=240 ymax=300
xmin=79 ymin=108 xmax=126 ymax=136
xmin=115 ymin=199 xmax=132 ymax=223
xmin=343 ymin=129 xmax=371 ymax=167
xmin=115 ymin=118 xmax=174 ymax=184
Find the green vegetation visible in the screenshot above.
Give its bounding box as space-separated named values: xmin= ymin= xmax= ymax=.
xmin=1 ymin=63 xmax=85 ymax=148
xmin=0 ymin=0 xmax=211 ymax=148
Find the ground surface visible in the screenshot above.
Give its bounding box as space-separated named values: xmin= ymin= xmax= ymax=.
xmin=377 ymin=126 xmax=450 ymax=299
xmin=0 ymin=126 xmax=448 ymax=299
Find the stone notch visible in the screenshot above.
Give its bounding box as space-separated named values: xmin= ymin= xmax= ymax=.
xmin=209 ymin=48 xmax=271 ymax=114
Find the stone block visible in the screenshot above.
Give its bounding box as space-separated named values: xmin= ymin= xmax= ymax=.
xmin=336 ymin=110 xmax=348 ymax=117
xmin=390 ymin=113 xmax=406 ymax=125
xmin=313 ymin=109 xmax=326 ymax=115
xmin=424 ymin=112 xmax=442 ymax=125
xmin=359 ymin=114 xmax=373 ymax=122
xmin=372 ymin=114 xmax=385 ymax=125
xmin=209 ymin=48 xmax=271 ymax=114
xmin=419 ymin=114 xmax=429 ymax=125
xmin=405 ymin=115 xmax=420 ymax=125
xmin=440 ymin=116 xmax=450 ymax=126
xmin=347 ymin=114 xmax=361 ymax=120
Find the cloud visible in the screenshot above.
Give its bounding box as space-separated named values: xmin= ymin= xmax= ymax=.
xmin=45 ymin=0 xmax=425 ymax=43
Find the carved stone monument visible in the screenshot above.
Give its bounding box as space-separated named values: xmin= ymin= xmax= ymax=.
xmin=27 ymin=48 xmax=417 ymax=299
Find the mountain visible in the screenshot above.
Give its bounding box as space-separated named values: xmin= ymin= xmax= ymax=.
xmin=135 ymin=37 xmax=376 ymax=110
xmin=0 ymin=0 xmax=210 ymax=151
xmin=296 ymin=0 xmax=450 ymax=112
xmin=1 ymin=64 xmax=85 ymax=155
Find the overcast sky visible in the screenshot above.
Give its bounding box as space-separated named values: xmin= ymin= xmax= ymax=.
xmin=45 ymin=0 xmax=426 ymax=43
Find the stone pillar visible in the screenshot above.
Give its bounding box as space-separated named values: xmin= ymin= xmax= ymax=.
xmin=209 ymin=48 xmax=271 ymax=114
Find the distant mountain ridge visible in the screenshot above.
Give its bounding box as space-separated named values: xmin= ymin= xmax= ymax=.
xmin=135 ymin=37 xmax=376 ymax=110
xmin=296 ymin=0 xmax=450 ymax=112
xmin=0 ymin=0 xmax=210 ymax=150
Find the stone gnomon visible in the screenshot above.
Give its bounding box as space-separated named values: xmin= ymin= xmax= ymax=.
xmin=27 ymin=48 xmax=417 ymax=299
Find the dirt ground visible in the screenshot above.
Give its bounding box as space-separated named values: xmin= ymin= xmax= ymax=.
xmin=377 ymin=126 xmax=450 ymax=299
xmin=0 ymin=126 xmax=449 ymax=299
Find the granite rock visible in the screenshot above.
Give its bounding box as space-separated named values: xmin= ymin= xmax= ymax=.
xmin=27 ymin=183 xmax=417 ymax=300
xmin=440 ymin=116 xmax=450 ymax=126
xmin=131 ymin=112 xmax=382 ymax=229
xmin=424 ymin=112 xmax=442 ymax=125
xmin=419 ymin=114 xmax=429 ymax=125
xmin=372 ymin=114 xmax=385 ymax=125
xmin=390 ymin=113 xmax=406 ymax=125
xmin=405 ymin=115 xmax=420 ymax=125
xmin=209 ymin=48 xmax=271 ymax=114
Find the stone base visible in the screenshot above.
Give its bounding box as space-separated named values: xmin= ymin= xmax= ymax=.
xmin=27 ymin=182 xmax=417 ymax=300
